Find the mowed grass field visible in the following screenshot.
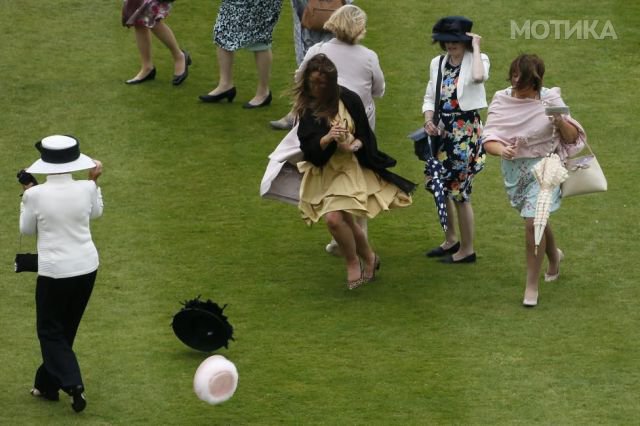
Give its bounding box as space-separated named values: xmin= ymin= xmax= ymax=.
xmin=1 ymin=1 xmax=638 ymax=424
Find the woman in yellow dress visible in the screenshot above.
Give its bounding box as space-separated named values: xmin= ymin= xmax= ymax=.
xmin=294 ymin=54 xmax=416 ymax=289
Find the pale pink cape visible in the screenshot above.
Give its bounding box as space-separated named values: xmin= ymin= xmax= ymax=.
xmin=482 ymin=87 xmax=586 ymax=160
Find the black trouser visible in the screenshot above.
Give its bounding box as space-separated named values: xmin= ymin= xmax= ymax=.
xmin=34 ymin=270 xmax=96 ymax=394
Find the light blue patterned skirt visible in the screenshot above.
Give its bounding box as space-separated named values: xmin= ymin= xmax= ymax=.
xmin=501 ymin=158 xmax=561 ymax=218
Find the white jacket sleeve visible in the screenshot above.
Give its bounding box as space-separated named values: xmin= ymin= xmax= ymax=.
xmin=422 ymin=56 xmax=440 ymax=113
xmin=19 ymin=191 xmax=37 ymax=235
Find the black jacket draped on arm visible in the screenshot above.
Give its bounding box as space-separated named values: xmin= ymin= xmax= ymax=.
xmin=297 ymin=86 xmax=417 ymax=195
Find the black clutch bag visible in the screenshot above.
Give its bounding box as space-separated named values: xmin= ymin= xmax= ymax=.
xmin=15 ymin=253 xmax=38 ymax=273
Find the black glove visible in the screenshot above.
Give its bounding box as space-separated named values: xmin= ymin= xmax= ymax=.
xmin=17 ymin=169 xmax=38 ymax=186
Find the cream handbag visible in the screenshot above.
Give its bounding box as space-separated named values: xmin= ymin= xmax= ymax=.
xmin=561 ymin=141 xmax=607 ymax=197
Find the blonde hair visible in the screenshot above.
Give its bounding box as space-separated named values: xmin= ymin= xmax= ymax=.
xmin=323 ymin=5 xmax=367 ymax=45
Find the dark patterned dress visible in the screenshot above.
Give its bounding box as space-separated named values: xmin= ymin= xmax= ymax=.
xmin=214 ymin=0 xmax=284 ymax=51
xmin=432 ymin=60 xmax=485 ymax=202
xmin=122 ymin=0 xmax=172 ymax=28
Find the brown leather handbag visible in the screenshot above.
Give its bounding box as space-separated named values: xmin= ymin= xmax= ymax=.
xmin=301 ymin=0 xmax=346 ymax=31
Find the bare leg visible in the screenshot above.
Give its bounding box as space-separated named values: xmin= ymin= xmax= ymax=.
xmin=452 ymin=200 xmax=475 ymax=260
xmin=247 ymin=49 xmax=272 ymax=104
xmin=324 ymin=211 xmax=363 ymax=283
xmin=131 ymin=26 xmax=154 ymax=80
xmin=326 ymin=216 xmax=368 ymax=257
xmin=441 ymin=198 xmax=459 ymax=248
xmin=524 ymin=218 xmax=546 ymax=302
xmin=543 ymin=224 xmax=561 ymax=276
xmin=150 ymin=21 xmax=185 ymax=75
xmin=208 ymin=47 xmax=235 ymax=95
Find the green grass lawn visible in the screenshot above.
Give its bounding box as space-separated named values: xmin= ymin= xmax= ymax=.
xmin=1 ymin=1 xmax=638 ymax=424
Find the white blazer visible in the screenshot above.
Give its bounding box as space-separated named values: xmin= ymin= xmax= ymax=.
xmin=422 ymin=50 xmax=490 ymax=113
xmin=20 ymin=174 xmax=103 ymax=279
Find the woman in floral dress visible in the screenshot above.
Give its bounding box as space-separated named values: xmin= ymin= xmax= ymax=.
xmin=422 ymin=16 xmax=489 ymax=264
xmin=122 ymin=0 xmax=190 ymax=85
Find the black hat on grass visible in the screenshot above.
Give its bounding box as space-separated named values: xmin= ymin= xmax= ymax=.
xmin=172 ymin=296 xmax=234 ymax=352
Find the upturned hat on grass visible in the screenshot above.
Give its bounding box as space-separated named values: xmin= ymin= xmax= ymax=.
xmin=432 ymin=16 xmax=473 ymax=42
xmin=193 ymin=355 xmax=238 ymax=405
xmin=26 ymin=135 xmax=96 ymax=174
xmin=172 ymin=296 xmax=234 ymax=352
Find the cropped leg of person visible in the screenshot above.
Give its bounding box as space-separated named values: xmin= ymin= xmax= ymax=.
xmin=544 ymin=224 xmax=562 ymax=277
xmin=34 ymin=271 xmax=96 ymax=403
xmin=247 ymin=49 xmax=273 ymax=105
xmin=524 ymin=218 xmax=545 ymax=305
xmin=442 ymin=198 xmax=459 ymax=248
xmin=326 ymin=216 xmax=368 ymax=256
xmin=151 ymin=20 xmax=186 ymax=76
xmin=452 ymin=200 xmax=476 ymax=260
xmin=206 ymin=47 xmax=235 ymax=95
xmin=325 ymin=211 xmax=368 ymax=285
xmin=130 ymin=26 xmax=154 ymax=80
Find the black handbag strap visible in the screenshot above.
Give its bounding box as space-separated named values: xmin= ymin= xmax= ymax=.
xmin=432 ymin=55 xmax=445 ymax=126
xmin=428 ymin=55 xmax=445 ymax=156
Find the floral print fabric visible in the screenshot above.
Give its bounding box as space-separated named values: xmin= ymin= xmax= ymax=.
xmin=431 ymin=60 xmax=485 ymax=202
xmin=123 ymin=0 xmax=172 ymax=29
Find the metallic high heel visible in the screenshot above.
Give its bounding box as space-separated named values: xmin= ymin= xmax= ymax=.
xmin=544 ymin=248 xmax=564 ymax=282
xmin=364 ymin=254 xmax=380 ymax=283
xmin=523 ymin=287 xmax=539 ymax=307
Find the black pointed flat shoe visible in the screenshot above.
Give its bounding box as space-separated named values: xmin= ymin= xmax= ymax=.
xmin=69 ymin=385 xmax=86 ymax=413
xmin=125 ymin=67 xmax=156 ymax=85
xmin=172 ymin=50 xmax=192 ymax=86
xmin=439 ymin=252 xmax=476 ymax=264
xmin=242 ymin=91 xmax=272 ymax=109
xmin=199 ymin=87 xmax=237 ymax=103
xmin=425 ymin=241 xmax=460 ymax=257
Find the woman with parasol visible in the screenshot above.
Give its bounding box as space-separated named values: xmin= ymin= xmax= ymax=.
xmin=483 ymin=54 xmax=586 ymax=307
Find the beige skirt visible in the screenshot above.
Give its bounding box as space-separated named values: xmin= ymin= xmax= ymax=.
xmin=297 ymin=149 xmax=412 ymax=225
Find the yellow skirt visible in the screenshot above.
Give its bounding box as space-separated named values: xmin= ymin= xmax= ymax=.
xmin=297 ymin=150 xmax=412 ymax=225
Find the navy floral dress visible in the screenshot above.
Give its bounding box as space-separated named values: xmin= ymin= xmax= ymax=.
xmin=214 ymin=0 xmax=283 ymax=51
xmin=432 ymin=60 xmax=485 ymax=202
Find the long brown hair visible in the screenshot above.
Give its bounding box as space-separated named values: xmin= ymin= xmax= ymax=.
xmin=292 ymin=54 xmax=340 ymax=121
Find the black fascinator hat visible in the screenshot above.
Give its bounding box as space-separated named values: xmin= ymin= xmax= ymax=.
xmin=172 ymin=296 xmax=234 ymax=352
xmin=432 ymin=16 xmax=473 ymax=42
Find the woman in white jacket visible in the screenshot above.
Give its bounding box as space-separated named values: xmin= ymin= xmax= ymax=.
xmin=422 ymin=16 xmax=489 ymax=264
xmin=19 ymin=135 xmax=103 ymax=413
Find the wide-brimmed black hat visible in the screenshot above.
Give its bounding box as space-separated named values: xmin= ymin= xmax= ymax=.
xmin=432 ymin=16 xmax=473 ymax=42
xmin=172 ymin=296 xmax=234 ymax=352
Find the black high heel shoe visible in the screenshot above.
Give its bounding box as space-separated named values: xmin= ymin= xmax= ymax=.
xmin=125 ymin=67 xmax=156 ymax=85
xmin=172 ymin=50 xmax=192 ymax=86
xmin=242 ymin=91 xmax=272 ymax=109
xmin=199 ymin=87 xmax=237 ymax=103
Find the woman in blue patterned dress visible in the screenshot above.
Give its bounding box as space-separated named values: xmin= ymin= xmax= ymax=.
xmin=421 ymin=16 xmax=489 ymax=264
xmin=199 ymin=0 xmax=283 ymax=108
